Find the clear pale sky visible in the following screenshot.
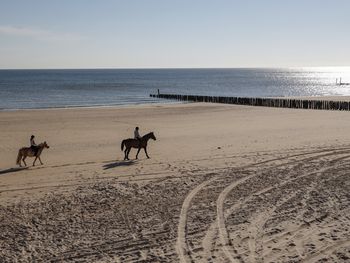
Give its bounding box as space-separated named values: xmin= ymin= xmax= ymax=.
xmin=0 ymin=0 xmax=349 ymax=69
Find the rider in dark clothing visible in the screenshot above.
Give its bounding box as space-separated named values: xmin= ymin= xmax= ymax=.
xmin=134 ymin=127 xmax=142 ymax=147
xmin=30 ymin=135 xmax=39 ymax=156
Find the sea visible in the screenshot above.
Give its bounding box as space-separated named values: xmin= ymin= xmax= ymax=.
xmin=0 ymin=67 xmax=350 ymax=110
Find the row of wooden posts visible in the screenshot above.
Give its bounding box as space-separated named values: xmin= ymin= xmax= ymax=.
xmin=150 ymin=93 xmax=350 ymax=111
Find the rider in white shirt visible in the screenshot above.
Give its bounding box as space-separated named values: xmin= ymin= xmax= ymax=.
xmin=30 ymin=135 xmax=37 ymax=146
xmin=134 ymin=127 xmax=141 ymax=139
xmin=30 ymin=135 xmax=39 ymax=156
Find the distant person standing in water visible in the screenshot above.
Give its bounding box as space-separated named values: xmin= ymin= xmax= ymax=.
xmin=134 ymin=127 xmax=142 ymax=146
xmin=30 ymin=135 xmax=39 ymax=156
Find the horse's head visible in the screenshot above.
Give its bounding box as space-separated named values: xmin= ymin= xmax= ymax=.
xmin=43 ymin=141 xmax=50 ymax=149
xmin=150 ymin=132 xmax=156 ymax=141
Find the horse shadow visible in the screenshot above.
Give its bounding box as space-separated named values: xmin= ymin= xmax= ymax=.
xmin=0 ymin=167 xmax=28 ymax=175
xmin=102 ymin=160 xmax=136 ymax=170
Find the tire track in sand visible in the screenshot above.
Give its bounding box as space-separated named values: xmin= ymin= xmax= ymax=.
xmin=301 ymin=240 xmax=350 ymax=262
xmin=247 ymin=165 xmax=348 ymax=262
xmin=176 ymin=177 xmax=217 ymax=263
xmin=210 ymin=150 xmax=350 ymax=262
xmin=216 ymin=172 xmax=259 ymax=263
xmin=179 ymin=148 xmax=350 ymax=262
xmin=239 ymin=158 xmax=350 ymax=262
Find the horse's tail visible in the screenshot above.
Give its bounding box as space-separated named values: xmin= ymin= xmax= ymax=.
xmin=121 ymin=140 xmax=125 ymax=151
xmin=16 ymin=149 xmax=22 ymax=165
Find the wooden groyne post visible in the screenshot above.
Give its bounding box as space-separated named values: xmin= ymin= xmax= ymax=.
xmin=150 ymin=93 xmax=350 ymax=111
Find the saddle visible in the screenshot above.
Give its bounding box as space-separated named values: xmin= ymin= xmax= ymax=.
xmin=136 ymin=138 xmax=142 ymax=147
xmin=30 ymin=145 xmax=39 ymax=156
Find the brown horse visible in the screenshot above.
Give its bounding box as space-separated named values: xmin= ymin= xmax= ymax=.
xmin=16 ymin=142 xmax=50 ymax=167
xmin=121 ymin=132 xmax=156 ymax=160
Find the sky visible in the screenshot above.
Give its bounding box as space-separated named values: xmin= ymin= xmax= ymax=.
xmin=0 ymin=0 xmax=349 ymax=69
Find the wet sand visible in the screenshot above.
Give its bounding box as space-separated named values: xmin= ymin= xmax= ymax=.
xmin=0 ymin=103 xmax=349 ymax=262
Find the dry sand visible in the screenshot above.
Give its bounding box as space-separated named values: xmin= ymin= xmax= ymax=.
xmin=0 ymin=103 xmax=349 ymax=262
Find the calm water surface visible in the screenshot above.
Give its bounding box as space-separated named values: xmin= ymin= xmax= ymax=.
xmin=0 ymin=68 xmax=350 ymax=110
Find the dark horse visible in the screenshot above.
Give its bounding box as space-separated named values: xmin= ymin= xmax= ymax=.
xmin=121 ymin=132 xmax=156 ymax=160
xmin=16 ymin=142 xmax=50 ymax=167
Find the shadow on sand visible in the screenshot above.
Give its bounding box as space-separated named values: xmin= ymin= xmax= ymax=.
xmin=0 ymin=167 xmax=29 ymax=175
xmin=102 ymin=160 xmax=136 ymax=170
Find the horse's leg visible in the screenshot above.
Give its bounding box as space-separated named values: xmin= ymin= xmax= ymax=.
xmin=38 ymin=156 xmax=43 ymax=165
xmin=125 ymin=147 xmax=130 ymax=160
xmin=136 ymin=147 xmax=141 ymax=159
xmin=22 ymin=156 xmax=27 ymax=166
xmin=124 ymin=146 xmax=129 ymax=160
xmin=144 ymin=147 xmax=150 ymax=159
xmin=127 ymin=148 xmax=132 ymax=160
xmin=33 ymin=156 xmax=38 ymax=166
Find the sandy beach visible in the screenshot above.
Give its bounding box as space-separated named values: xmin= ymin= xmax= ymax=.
xmin=0 ymin=102 xmax=349 ymax=262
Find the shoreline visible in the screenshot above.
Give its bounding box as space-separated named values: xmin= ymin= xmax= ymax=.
xmin=0 ymin=100 xmax=183 ymax=112
xmin=2 ymin=95 xmax=350 ymax=112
